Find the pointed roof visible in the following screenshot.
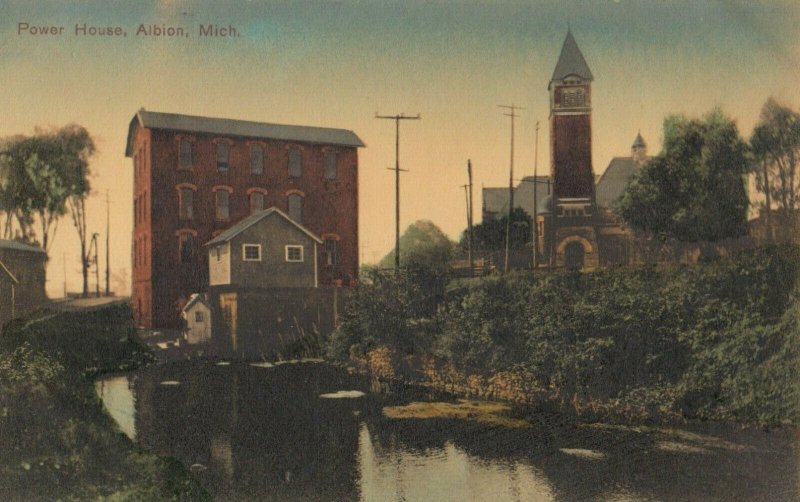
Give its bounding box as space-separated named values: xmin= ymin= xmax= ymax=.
xmin=550 ymin=30 xmax=593 ymax=82
xmin=632 ymin=132 xmax=647 ymax=148
xmin=204 ymin=207 xmax=323 ymax=247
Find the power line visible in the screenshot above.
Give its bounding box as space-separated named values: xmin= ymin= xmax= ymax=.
xmin=499 ymin=104 xmax=524 ymax=273
xmin=375 ymin=112 xmax=421 ymax=272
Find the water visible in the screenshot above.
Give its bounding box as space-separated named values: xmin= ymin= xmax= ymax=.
xmin=96 ymin=361 xmax=800 ymax=501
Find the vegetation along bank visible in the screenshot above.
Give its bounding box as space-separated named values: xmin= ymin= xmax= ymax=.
xmin=328 ymin=245 xmax=800 ymax=426
xmin=0 ymin=304 xmax=209 ymax=500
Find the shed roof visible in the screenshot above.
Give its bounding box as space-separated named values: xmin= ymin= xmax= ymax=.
xmin=182 ymin=293 xmax=209 ymax=313
xmin=551 ymin=30 xmax=594 ymax=83
xmin=205 ymin=207 xmax=323 ymax=247
xmin=0 ymin=239 xmax=45 ymax=254
xmin=595 ymin=157 xmax=639 ymax=209
xmin=125 ymin=110 xmax=365 ymax=156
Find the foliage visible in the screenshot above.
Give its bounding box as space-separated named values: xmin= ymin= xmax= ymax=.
xmin=459 ymin=207 xmax=531 ymax=253
xmin=750 ymin=98 xmax=800 ymax=240
xmin=0 ymin=305 xmax=208 ymax=500
xmin=0 ymin=125 xmax=95 ymax=254
xmin=330 ymin=245 xmax=800 ymax=424
xmin=618 ymin=109 xmax=749 ymax=243
xmin=379 ymin=219 xmax=454 ymax=270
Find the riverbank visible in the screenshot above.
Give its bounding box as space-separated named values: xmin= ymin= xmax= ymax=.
xmin=330 ymin=245 xmax=800 ymax=426
xmin=0 ymin=304 xmax=209 ymax=500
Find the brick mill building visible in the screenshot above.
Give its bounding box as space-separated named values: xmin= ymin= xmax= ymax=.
xmin=126 ymin=110 xmax=364 ymax=328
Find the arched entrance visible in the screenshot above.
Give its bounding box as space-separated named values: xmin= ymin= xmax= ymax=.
xmin=564 ymin=241 xmax=585 ymax=270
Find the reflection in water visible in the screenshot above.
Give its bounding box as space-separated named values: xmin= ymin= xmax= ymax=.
xmin=96 ymin=362 xmax=800 ymax=501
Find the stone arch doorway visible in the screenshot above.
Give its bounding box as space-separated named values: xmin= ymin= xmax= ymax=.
xmin=564 ymin=241 xmax=585 ymax=270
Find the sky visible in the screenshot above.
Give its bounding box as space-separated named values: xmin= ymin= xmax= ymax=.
xmin=1 ymin=0 xmax=798 ymax=297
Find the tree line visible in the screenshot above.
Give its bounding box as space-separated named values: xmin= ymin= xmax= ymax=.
xmin=0 ymin=125 xmax=96 ymax=295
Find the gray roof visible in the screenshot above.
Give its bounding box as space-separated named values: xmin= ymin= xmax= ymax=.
xmin=482 ymin=175 xmax=552 ymax=220
xmin=126 ymin=110 xmax=365 ymax=156
xmin=205 ymin=207 xmax=323 ymax=247
xmin=551 ymin=30 xmax=594 ymax=82
xmin=596 ymin=157 xmax=639 ymax=209
xmin=632 ymin=132 xmax=646 ymax=148
xmin=182 ymin=293 xmax=209 ymax=313
xmin=0 ymin=239 xmax=45 ymax=254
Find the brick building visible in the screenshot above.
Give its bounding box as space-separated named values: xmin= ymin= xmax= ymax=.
xmin=125 ymin=110 xmax=364 ymax=328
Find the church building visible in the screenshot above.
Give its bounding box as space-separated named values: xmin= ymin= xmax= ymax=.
xmin=536 ymin=31 xmax=637 ymax=270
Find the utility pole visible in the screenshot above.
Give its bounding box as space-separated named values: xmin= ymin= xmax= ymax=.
xmin=375 ymin=112 xmax=421 ymax=272
xmin=90 ymin=233 xmax=100 ymax=298
xmin=499 ymin=104 xmax=524 ymax=273
xmin=63 ymin=253 xmax=67 ymax=298
xmin=105 ymin=190 xmax=110 ymax=296
xmin=468 ymin=159 xmax=474 ymax=276
xmin=532 ymin=121 xmax=540 ymax=270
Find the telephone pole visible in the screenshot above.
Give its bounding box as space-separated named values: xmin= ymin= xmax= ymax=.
xmin=499 ymin=104 xmax=524 ymax=273
xmin=467 ymin=159 xmax=475 ymax=276
xmin=105 ymin=190 xmax=110 ymax=296
xmin=532 ymin=121 xmax=540 ymax=270
xmin=375 ymin=112 xmax=421 ymax=271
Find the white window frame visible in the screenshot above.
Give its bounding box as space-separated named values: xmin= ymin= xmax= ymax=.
xmin=285 ymin=245 xmax=304 ymax=262
xmin=242 ymin=244 xmax=262 ymax=262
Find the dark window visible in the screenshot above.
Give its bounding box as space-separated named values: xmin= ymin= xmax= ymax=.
xmin=324 ymin=151 xmax=338 ymax=180
xmin=324 ymin=239 xmax=338 ymax=265
xmin=249 ymin=192 xmax=265 ymax=214
xmin=286 ymin=245 xmax=303 ymax=262
xmin=195 ymin=311 xmax=204 ymax=322
xmin=217 ymin=143 xmax=229 ymax=172
xmin=243 ymin=244 xmax=261 ymax=261
xmin=250 ymin=144 xmax=264 ymax=174
xmin=179 ymin=139 xmax=192 ymax=168
xmin=564 ymin=241 xmax=585 ymax=270
xmin=288 ymin=194 xmax=303 ymax=223
xmin=216 ymin=190 xmax=230 ymax=220
xmin=288 ymin=149 xmax=302 ymax=178
xmin=179 ymin=234 xmax=194 ymax=264
xmin=179 ymin=188 xmax=193 ymax=220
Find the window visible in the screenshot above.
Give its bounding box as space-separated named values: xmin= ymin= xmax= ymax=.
xmin=215 ymin=246 xmax=222 ymax=261
xmin=133 ymin=198 xmax=138 ymax=225
xmin=288 ymin=193 xmax=303 ymax=222
xmin=216 ymin=143 xmax=229 ymax=172
xmin=324 ymin=151 xmax=338 ymax=180
xmin=179 ymin=139 xmax=192 ymax=168
xmin=195 ymin=311 xmax=204 ymax=323
xmin=215 ymin=190 xmax=230 ymax=221
xmin=243 ymin=244 xmax=261 ymax=261
xmin=285 ymin=245 xmax=303 ymax=262
xmin=562 ymin=88 xmax=585 ymax=108
xmin=249 ymin=192 xmax=265 ymax=214
xmin=288 ymin=149 xmax=302 ymax=178
xmin=179 ymin=234 xmax=194 ymax=264
xmin=179 ymin=188 xmax=193 ymax=220
xmin=250 ymin=144 xmax=264 ymax=174
xmin=323 ymin=239 xmax=338 ymax=265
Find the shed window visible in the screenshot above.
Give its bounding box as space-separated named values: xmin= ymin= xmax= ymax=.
xmin=216 ymin=143 xmax=229 ymax=172
xmin=250 ymin=144 xmax=264 ymax=174
xmin=179 ymin=188 xmax=193 ymax=220
xmin=249 ymin=192 xmax=265 ymax=214
xmin=288 ymin=194 xmax=303 ymax=223
xmin=288 ymin=149 xmax=302 ymax=178
xmin=324 ymin=151 xmax=338 ymax=180
xmin=195 ymin=311 xmax=204 ymax=323
xmin=179 ymin=139 xmax=192 ymax=168
xmin=243 ymin=244 xmax=261 ymax=261
xmin=215 ymin=190 xmax=230 ymax=221
xmin=324 ymin=239 xmax=338 ymax=265
xmin=285 ymin=245 xmax=304 ymax=262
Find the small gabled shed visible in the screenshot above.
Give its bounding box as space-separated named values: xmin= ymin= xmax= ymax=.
xmin=182 ymin=293 xmax=212 ymax=345
xmin=205 ymin=207 xmax=323 ymax=289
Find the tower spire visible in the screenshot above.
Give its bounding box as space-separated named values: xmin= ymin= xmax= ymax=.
xmin=550 ymin=30 xmax=593 ymax=84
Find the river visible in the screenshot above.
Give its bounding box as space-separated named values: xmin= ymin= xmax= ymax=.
xmin=95 ymin=360 xmax=799 ymax=501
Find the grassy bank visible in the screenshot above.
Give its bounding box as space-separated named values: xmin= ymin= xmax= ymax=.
xmin=329 ymin=245 xmax=800 ymax=425
xmin=0 ymin=304 xmax=209 ymax=500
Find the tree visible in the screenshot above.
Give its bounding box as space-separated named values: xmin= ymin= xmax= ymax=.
xmin=617 ymin=109 xmax=749 ymax=245
xmin=750 ymin=98 xmax=800 ymax=241
xmin=459 ymin=207 xmax=530 ymax=253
